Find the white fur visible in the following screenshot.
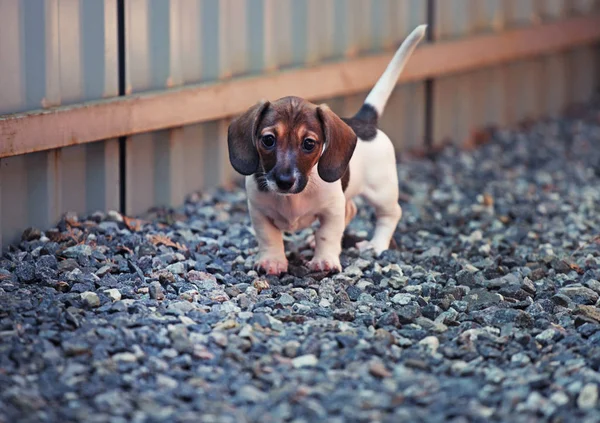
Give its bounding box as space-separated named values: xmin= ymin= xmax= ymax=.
xmin=364 ymin=24 xmax=427 ymax=116
xmin=245 ymin=24 xmax=427 ymax=274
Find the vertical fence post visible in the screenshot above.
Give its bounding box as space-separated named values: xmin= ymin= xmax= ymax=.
xmin=424 ymin=0 xmax=436 ymax=152
xmin=117 ymin=0 xmax=126 ymax=214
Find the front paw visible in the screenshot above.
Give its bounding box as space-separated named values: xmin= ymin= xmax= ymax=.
xmin=356 ymin=240 xmax=388 ymax=255
xmin=356 ymin=240 xmax=375 ymax=253
xmin=255 ymin=255 xmax=288 ymax=276
xmin=306 ymin=233 xmax=316 ymax=249
xmin=307 ymin=255 xmax=341 ymax=274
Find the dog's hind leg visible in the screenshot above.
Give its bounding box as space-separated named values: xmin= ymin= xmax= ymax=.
xmin=357 ymin=180 xmax=402 ymax=255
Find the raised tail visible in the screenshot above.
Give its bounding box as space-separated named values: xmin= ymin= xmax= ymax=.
xmin=355 ymin=24 xmax=427 ymax=123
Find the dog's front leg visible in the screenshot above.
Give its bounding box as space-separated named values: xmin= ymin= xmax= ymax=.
xmin=307 ymin=206 xmax=345 ymax=273
xmin=249 ymin=204 xmax=288 ymax=276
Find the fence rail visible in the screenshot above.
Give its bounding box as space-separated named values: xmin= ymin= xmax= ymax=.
xmin=2 ymin=13 xmax=600 ymax=159
xmin=1 ymin=0 xmax=599 ymax=249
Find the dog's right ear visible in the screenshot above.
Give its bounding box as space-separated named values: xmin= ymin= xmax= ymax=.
xmin=227 ymin=100 xmax=271 ymax=175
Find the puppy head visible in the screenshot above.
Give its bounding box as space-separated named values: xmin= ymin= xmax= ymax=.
xmin=228 ymin=96 xmax=357 ymax=194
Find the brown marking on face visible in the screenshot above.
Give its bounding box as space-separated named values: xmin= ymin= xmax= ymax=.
xmin=230 ymin=96 xmax=356 ymax=194
xmin=252 ymin=97 xmax=326 ymax=193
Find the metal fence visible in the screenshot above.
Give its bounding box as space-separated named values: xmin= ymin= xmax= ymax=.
xmin=1 ymin=0 xmax=599 ymax=250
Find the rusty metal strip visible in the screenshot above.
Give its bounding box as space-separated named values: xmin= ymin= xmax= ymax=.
xmin=1 ymin=13 xmax=600 ymax=158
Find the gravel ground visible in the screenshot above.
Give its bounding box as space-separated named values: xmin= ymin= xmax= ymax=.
xmin=2 ymin=105 xmax=600 ymax=423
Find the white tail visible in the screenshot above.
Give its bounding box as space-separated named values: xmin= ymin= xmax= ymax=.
xmin=364 ymin=24 xmax=427 ymax=116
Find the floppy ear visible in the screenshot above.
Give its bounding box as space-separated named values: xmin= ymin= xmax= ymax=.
xmin=227 ymin=100 xmax=271 ymax=175
xmin=316 ymin=104 xmax=357 ymax=183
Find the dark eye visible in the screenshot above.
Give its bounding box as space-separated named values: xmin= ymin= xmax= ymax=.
xmin=302 ymin=138 xmax=316 ymax=152
xmin=261 ymin=134 xmax=276 ymax=149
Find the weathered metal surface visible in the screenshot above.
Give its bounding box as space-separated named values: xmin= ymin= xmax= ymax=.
xmin=432 ymin=0 xmax=600 ymax=147
xmin=0 ymin=0 xmax=119 ymax=249
xmin=5 ymin=13 xmax=600 ymax=159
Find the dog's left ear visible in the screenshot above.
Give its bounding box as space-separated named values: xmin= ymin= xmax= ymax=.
xmin=227 ymin=100 xmax=271 ymax=175
xmin=316 ymin=104 xmax=357 ymax=182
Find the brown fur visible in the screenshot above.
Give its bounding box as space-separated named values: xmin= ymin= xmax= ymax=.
xmin=228 ymin=96 xmax=357 ymax=192
xmin=227 ymin=100 xmax=271 ymax=175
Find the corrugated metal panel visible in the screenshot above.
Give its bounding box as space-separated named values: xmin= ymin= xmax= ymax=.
xmin=124 ymin=0 xmax=236 ymax=216
xmin=432 ymin=0 xmax=599 ymax=147
xmin=433 ymin=0 xmax=496 ymax=147
xmin=0 ymin=0 xmax=119 ymax=249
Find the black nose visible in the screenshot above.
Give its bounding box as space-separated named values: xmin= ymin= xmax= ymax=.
xmin=275 ymin=173 xmax=296 ymax=190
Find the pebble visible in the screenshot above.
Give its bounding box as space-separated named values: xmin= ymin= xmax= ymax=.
xmin=80 ymin=291 xmax=100 ymax=307
xmin=165 ymin=262 xmax=185 ymax=275
xmin=535 ymin=328 xmax=558 ymax=344
xmin=238 ymin=385 xmax=268 ymax=403
xmin=391 ymin=293 xmax=413 ymax=305
xmin=63 ymin=244 xmax=93 ymax=258
xmin=104 ymin=288 xmax=122 ymax=302
xmin=149 ymin=281 xmax=165 ymax=300
xmin=418 ymin=336 xmax=440 ymax=355
xmin=16 ymin=263 xmax=35 ymax=283
xmin=278 ymin=293 xmax=295 ymax=305
xmin=112 ymin=352 xmax=138 ymax=363
xmin=558 ymin=285 xmax=599 ymax=305
xmin=283 ymin=341 xmax=301 ymax=358
xmin=292 ymin=355 xmax=318 ymax=368
xmin=369 ymin=362 xmax=392 ymax=378
xmin=577 ymin=383 xmax=598 ymax=410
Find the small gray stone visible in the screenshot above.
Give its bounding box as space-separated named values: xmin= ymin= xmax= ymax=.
xmin=396 ymin=304 xmax=421 ymax=324
xmin=211 ymin=332 xmax=228 ymax=347
xmin=103 ymin=288 xmax=122 ymax=302
xmin=112 ymin=352 xmax=138 ymax=363
xmin=156 ymin=374 xmax=178 ymax=390
xmin=558 ymin=285 xmax=599 ymax=305
xmin=577 ymin=383 xmax=598 ymax=410
xmin=391 ymin=293 xmax=413 ymax=305
xmin=80 ymin=291 xmax=100 ymax=307
xmin=420 ymin=246 xmax=442 ymax=258
xmin=63 ymin=244 xmax=92 ymax=258
xmin=466 ymin=289 xmax=503 ymax=310
xmin=149 ymin=281 xmax=165 ymax=300
xmin=237 ymin=385 xmax=268 ymax=403
xmin=278 ymin=293 xmax=295 ymax=306
xmin=435 ymin=308 xmax=459 ymax=325
xmin=521 ymin=277 xmax=536 ymax=295
xmin=167 ymin=301 xmax=196 ymax=314
xmin=283 ymin=341 xmax=301 ymax=358
xmin=166 ymin=262 xmax=186 ymax=275
xmin=418 ymin=336 xmax=440 ymax=355
xmin=292 ymin=354 xmax=318 ymax=368
xmin=389 ymin=275 xmax=409 ymax=289
xmin=535 ymin=328 xmax=559 ymax=344
xmin=107 ymin=210 xmax=124 ymax=222
xmin=489 ymin=309 xmax=533 ymax=328
xmin=583 ymin=279 xmax=600 ymax=294
xmin=16 ymin=263 xmax=36 ymax=283
xmin=550 ymin=391 xmax=570 ymax=406
xmin=376 ymin=311 xmax=400 ymax=328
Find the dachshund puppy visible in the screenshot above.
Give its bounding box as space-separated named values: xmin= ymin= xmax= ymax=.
xmin=228 ymin=25 xmax=427 ymax=275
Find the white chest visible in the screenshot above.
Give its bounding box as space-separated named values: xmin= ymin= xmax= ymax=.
xmin=246 ymin=170 xmax=345 ymax=233
xmin=258 ymin=196 xmax=319 ymax=232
